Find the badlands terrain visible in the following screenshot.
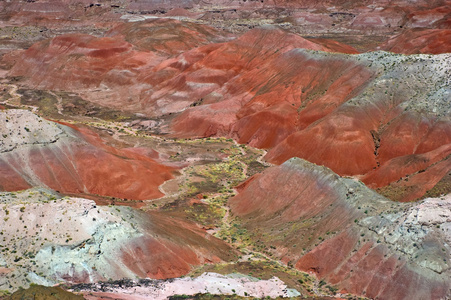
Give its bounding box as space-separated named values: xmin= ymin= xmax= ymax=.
xmin=0 ymin=0 xmax=450 ymax=299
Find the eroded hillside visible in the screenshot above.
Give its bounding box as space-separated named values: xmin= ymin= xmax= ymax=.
xmin=0 ymin=1 xmax=450 ymax=300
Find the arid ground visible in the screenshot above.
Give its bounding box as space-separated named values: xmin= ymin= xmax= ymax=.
xmin=0 ymin=1 xmax=450 ymax=299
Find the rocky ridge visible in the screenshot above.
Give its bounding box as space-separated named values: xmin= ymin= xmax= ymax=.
xmin=0 ymin=188 xmax=234 ymax=291
xmin=0 ymin=109 xmax=174 ymax=199
xmin=0 ymin=1 xmax=450 ymax=299
xmin=230 ymin=158 xmax=451 ymax=299
xmin=6 ymin=20 xmax=450 ymax=201
xmin=0 ymin=109 xmax=64 ymax=153
xmin=72 ymin=272 xmax=301 ymax=299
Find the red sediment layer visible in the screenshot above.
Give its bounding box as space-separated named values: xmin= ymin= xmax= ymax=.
xmin=230 ymin=159 xmax=450 ymax=299
xmin=6 ymin=20 xmax=451 ymax=201
xmin=121 ymin=211 xmax=235 ymax=279
xmin=0 ymin=123 xmax=174 ymax=200
xmin=381 ymin=29 xmax=451 ymax=54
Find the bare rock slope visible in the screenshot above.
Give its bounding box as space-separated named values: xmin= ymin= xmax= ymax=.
xmin=0 ymin=4 xmax=450 ymax=299
xmin=6 ymin=20 xmax=450 ymax=201
xmin=230 ymin=158 xmax=451 ymax=300
xmin=0 ymin=188 xmax=235 ymax=291
xmin=74 ymin=273 xmax=301 ymax=300
xmin=0 ymin=109 xmax=174 ymax=200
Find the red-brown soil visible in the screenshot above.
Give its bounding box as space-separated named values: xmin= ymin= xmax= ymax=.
xmin=4 ymin=18 xmax=450 ymax=201
xmin=122 ymin=210 xmax=236 ymax=280
xmin=1 ymin=2 xmax=450 ymax=299
xmin=5 ymin=33 xmax=162 ymax=112
xmin=380 ymin=29 xmax=451 ymax=54
xmin=0 ymin=1 xmax=120 ymax=30
xmin=105 ymin=19 xmax=224 ymax=55
xmin=229 ymin=158 xmax=451 ymax=300
xmin=0 ymin=119 xmax=174 ymax=200
xmin=4 ymin=19 xmax=227 ymax=114
xmin=168 ymin=27 xmax=369 ymax=141
xmin=296 ymin=232 xmax=449 ymax=300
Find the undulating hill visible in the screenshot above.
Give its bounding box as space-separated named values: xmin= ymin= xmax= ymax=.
xmin=0 ymin=1 xmax=450 ymax=299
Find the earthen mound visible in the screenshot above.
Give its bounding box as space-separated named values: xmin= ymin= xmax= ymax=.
xmin=381 ymin=29 xmax=451 ymax=54
xmin=0 ymin=109 xmax=174 ymax=200
xmin=5 ymin=21 xmax=451 ymax=201
xmin=0 ymin=190 xmax=235 ymax=290
xmin=229 ymin=158 xmax=451 ymax=300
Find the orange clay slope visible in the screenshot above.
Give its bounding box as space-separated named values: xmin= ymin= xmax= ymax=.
xmin=5 ymin=19 xmax=226 ymax=114
xmin=168 ymin=31 xmax=450 ymax=201
xmin=120 ymin=210 xmax=236 ymax=280
xmin=0 ymin=109 xmax=173 ymax=200
xmin=229 ymin=158 xmax=451 ymax=300
xmin=380 ymin=29 xmax=451 ymax=54
xmin=5 ymin=20 xmax=451 ymax=201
